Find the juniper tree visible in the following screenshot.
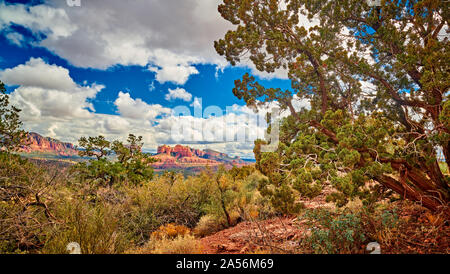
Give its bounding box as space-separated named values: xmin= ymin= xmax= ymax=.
xmin=215 ymin=0 xmax=449 ymax=214
xmin=74 ymin=134 xmax=155 ymax=188
xmin=0 ymin=80 xmax=26 ymax=151
xmin=0 ymin=80 xmax=55 ymax=251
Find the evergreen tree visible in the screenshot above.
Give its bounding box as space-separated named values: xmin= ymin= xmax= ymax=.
xmin=215 ymin=0 xmax=449 ymax=213
xmin=0 ymin=80 xmax=26 ymax=151
xmin=74 ymin=134 xmax=156 ymax=188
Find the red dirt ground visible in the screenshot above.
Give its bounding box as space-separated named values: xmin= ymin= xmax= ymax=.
xmin=200 ymin=217 xmax=303 ymax=254
xmin=200 ymin=185 xmax=335 ymax=254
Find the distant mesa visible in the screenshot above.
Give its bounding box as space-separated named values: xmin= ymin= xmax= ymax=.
xmin=19 ymin=132 xmax=79 ymax=157
xmin=152 ymin=144 xmax=249 ymax=170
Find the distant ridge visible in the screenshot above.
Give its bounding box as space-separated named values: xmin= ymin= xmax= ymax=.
xmin=19 ymin=132 xmax=79 ymax=158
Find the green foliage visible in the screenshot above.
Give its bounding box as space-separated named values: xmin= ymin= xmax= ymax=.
xmin=0 ymin=152 xmax=59 ymax=252
xmin=0 ymin=80 xmax=26 ymax=151
xmin=300 ymin=208 xmax=367 ymax=254
xmin=42 ymin=201 xmax=131 ymax=254
xmin=78 ymin=135 xmax=111 ymax=159
xmin=73 ymin=134 xmax=155 ymax=188
xmin=299 ymin=206 xmax=399 ymax=254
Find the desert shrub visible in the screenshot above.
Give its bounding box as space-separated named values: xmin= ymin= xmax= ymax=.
xmin=41 ymin=201 xmax=130 ymax=254
xmin=439 ymin=162 xmax=449 ymax=174
xmin=299 ymin=206 xmax=400 ymax=254
xmin=118 ymin=173 xmax=213 ymax=245
xmin=360 ymin=206 xmax=399 ymax=247
xmin=299 ymin=208 xmax=366 ymax=254
xmin=247 ymin=190 xmax=276 ymax=221
xmin=150 ymin=235 xmax=203 ymax=254
xmin=200 ymin=167 xmax=237 ymax=227
xmin=120 ymin=179 xmax=169 ymax=244
xmin=257 ymin=176 xmax=303 ymax=215
xmin=235 ymin=172 xmax=266 ymax=219
xmin=120 ymin=204 xmax=160 ymax=246
xmin=0 ymin=152 xmax=63 ymax=253
xmin=193 ymin=215 xmax=224 ymax=237
xmin=129 ymin=235 xmax=203 ymax=254
xmin=201 ymin=166 xmax=271 ymax=227
xmin=151 ymin=223 xmax=190 ymax=239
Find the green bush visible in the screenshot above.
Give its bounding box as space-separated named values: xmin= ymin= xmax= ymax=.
xmin=300 ymin=208 xmax=366 ymax=254
xmin=299 ymin=206 xmax=400 ymax=254
xmin=0 ymin=152 xmax=61 ymax=253
xmin=41 ymin=201 xmax=131 ymax=254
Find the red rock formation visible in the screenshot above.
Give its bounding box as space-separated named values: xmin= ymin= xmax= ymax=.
xmin=20 ymin=132 xmax=79 ymax=157
xmin=157 ymin=144 xmax=209 ymax=159
xmin=157 ymin=145 xmax=172 ymax=155
xmin=192 ymin=148 xmax=205 ymax=157
xmin=153 ymin=144 xmax=251 ymax=170
xmin=172 ymin=144 xmax=193 ymax=158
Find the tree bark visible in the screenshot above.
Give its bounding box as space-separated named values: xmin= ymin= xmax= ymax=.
xmin=377 ymin=175 xmax=449 ymax=216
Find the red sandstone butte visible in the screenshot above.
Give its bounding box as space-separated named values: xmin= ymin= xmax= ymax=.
xmin=152 ymin=144 xmax=247 ymax=169
xmin=20 ymin=132 xmax=79 ymax=157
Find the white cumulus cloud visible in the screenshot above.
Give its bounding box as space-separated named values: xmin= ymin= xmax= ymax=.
xmin=1 ymin=58 xmax=101 ymax=120
xmin=165 ymin=88 xmax=193 ymax=102
xmin=0 ymin=3 xmax=77 ymax=39
xmin=114 ymin=91 xmax=170 ymax=120
xmin=0 ymin=57 xmax=76 ymax=90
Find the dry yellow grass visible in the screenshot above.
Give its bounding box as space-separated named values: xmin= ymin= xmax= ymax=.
xmin=194 ymin=215 xmax=223 ymax=237
xmin=127 ymin=235 xmax=203 ymax=254
xmin=151 ymin=223 xmax=190 ymax=239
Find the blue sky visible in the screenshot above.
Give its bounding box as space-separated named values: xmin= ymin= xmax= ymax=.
xmin=0 ymin=34 xmax=291 ymax=114
xmin=0 ymin=0 xmax=299 ymax=158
